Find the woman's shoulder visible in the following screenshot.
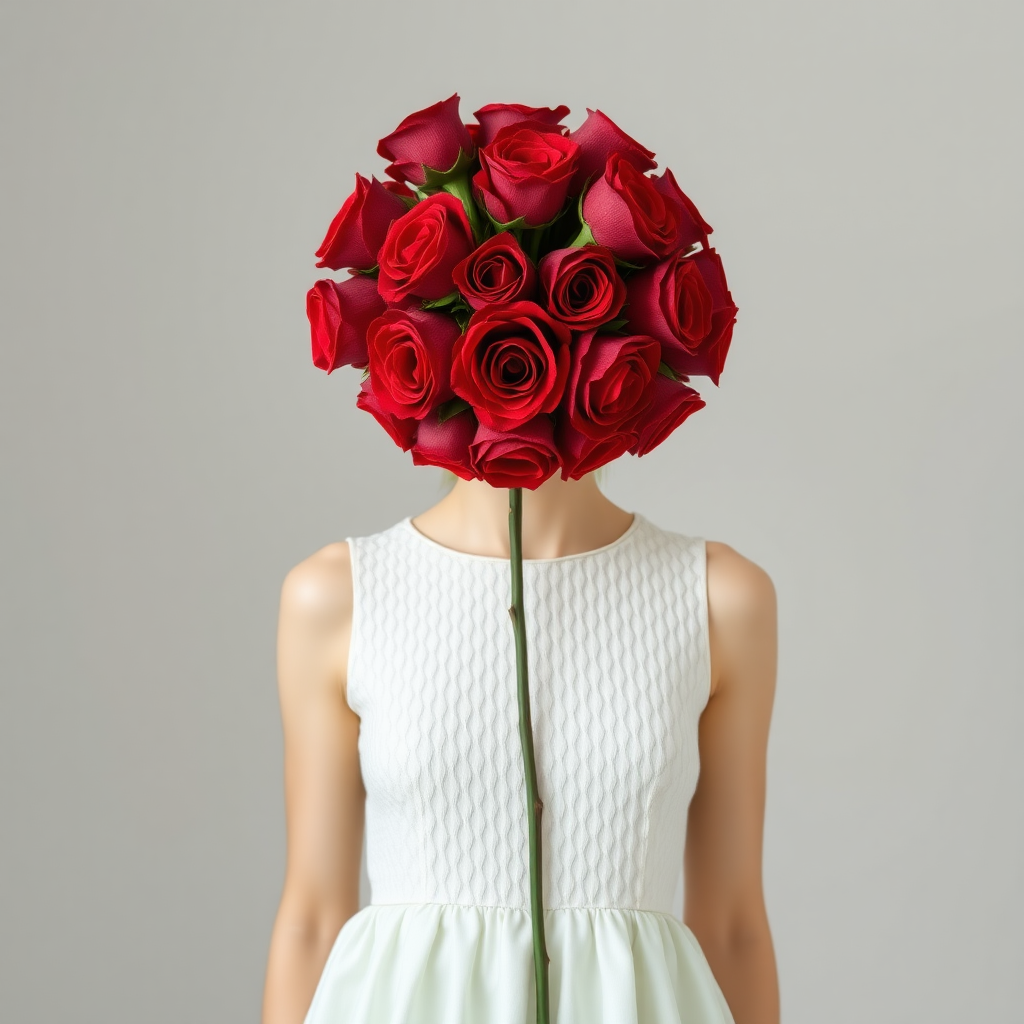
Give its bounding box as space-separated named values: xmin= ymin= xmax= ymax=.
xmin=279 ymin=541 xmax=354 ymax=635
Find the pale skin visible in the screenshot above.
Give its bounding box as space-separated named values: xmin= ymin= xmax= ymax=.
xmin=262 ymin=472 xmax=780 ymax=1024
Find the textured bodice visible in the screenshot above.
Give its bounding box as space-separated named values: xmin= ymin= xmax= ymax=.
xmin=345 ymin=512 xmax=712 ymax=915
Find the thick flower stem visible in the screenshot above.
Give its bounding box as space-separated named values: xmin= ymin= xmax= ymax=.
xmin=507 ymin=486 xmax=551 ymax=1024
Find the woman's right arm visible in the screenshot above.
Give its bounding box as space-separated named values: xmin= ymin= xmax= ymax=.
xmin=262 ymin=542 xmax=365 ymax=1024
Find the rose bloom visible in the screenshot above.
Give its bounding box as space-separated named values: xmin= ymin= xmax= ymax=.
xmin=410 ymin=406 xmax=478 ymax=480
xmin=356 ymin=378 xmax=418 ymax=452
xmin=452 ymin=232 xmax=537 ymax=310
xmin=538 ymin=245 xmax=626 ymax=329
xmin=468 ymin=417 xmax=561 ymax=490
xmin=470 ymin=102 xmax=570 ymax=148
xmin=366 ymin=309 xmax=459 ymax=419
xmin=450 ymin=301 xmax=571 ymax=432
xmin=377 ymin=193 xmax=475 ymax=304
xmin=377 ymin=93 xmax=474 ymax=186
xmin=582 ymin=152 xmax=682 ymax=263
xmin=568 ymin=108 xmax=656 ymax=196
xmin=651 ymin=168 xmax=713 ymax=253
xmin=306 ymin=275 xmax=385 ymax=372
xmin=473 ymin=122 xmax=580 ymax=227
xmin=628 ymin=373 xmax=706 ymax=457
xmin=314 ymin=174 xmax=408 ymax=271
xmin=626 ymin=248 xmax=737 ymax=386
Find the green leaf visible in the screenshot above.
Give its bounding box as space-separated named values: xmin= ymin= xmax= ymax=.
xmin=350 ymin=264 xmax=379 ymax=277
xmin=420 ymin=148 xmax=476 ymax=191
xmin=657 ymin=361 xmax=680 ymax=380
xmin=599 ymin=317 xmax=629 ymax=333
xmin=421 ymin=291 xmax=460 ymax=310
xmin=436 ymin=397 xmax=471 ymax=423
xmin=360 ymin=366 xmax=371 ymax=381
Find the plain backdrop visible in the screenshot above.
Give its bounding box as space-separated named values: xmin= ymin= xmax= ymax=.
xmin=1 ymin=2 xmax=1021 ymax=1022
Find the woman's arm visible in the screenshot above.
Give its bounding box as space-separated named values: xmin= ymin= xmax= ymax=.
xmin=683 ymin=541 xmax=781 ymax=1024
xmin=262 ymin=542 xmax=365 ymax=1024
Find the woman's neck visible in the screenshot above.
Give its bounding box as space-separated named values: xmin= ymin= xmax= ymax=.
xmin=411 ymin=473 xmax=635 ymax=560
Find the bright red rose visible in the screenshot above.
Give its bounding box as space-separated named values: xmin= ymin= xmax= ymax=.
xmin=538 ymin=245 xmax=626 ymax=329
xmin=468 ymin=417 xmax=561 ymax=489
xmin=315 ymin=174 xmax=408 ymax=271
xmin=411 ymin=406 xmax=479 ymax=480
xmin=377 ymin=193 xmax=475 ymax=303
xmin=563 ymin=329 xmax=661 ymax=439
xmin=473 ymin=122 xmax=580 ymax=227
xmin=627 ymin=373 xmax=706 ymax=457
xmin=306 ymin=276 xmax=384 ymax=372
xmin=627 ymin=248 xmax=736 ymax=386
xmin=652 ymin=168 xmax=713 ymax=252
xmin=582 ymin=153 xmax=681 ymax=263
xmin=471 ymin=103 xmax=570 ymax=148
xmin=366 ymin=308 xmax=459 ymax=419
xmin=356 ymin=378 xmax=418 ymax=451
xmin=568 ymin=108 xmax=656 ymax=196
xmin=452 ymin=232 xmax=537 ymax=310
xmin=451 ymin=301 xmax=572 ymax=432
xmin=377 ymin=93 xmax=474 ymax=186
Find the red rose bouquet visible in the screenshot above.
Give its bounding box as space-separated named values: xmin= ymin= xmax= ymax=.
xmin=306 ymin=95 xmax=737 ymax=1024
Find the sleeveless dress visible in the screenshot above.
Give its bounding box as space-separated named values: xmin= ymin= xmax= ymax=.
xmin=303 ymin=511 xmax=736 ymax=1024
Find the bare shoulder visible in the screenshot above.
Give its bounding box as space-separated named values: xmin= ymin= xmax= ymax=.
xmin=704 ymin=541 xmax=777 ymax=699
xmin=278 ymin=542 xmax=354 ymax=701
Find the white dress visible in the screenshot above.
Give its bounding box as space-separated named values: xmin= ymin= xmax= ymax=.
xmin=303 ymin=511 xmax=736 ymax=1024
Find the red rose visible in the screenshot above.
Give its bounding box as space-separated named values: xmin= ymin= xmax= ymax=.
xmin=366 ymin=309 xmax=459 ymax=419
xmin=557 ymin=426 xmax=636 ymax=481
xmin=469 ymin=417 xmax=561 ymax=490
xmin=564 ymin=329 xmax=661 ymax=438
xmin=411 ymin=406 xmax=479 ymax=480
xmin=628 ymin=373 xmax=706 ymax=457
xmin=377 ymin=93 xmax=474 ymax=186
xmin=470 ymin=102 xmax=570 ymax=148
xmin=538 ymin=245 xmax=626 ymax=329
xmin=473 ymin=122 xmax=580 ymax=227
xmin=652 ymin=168 xmax=713 ymax=252
xmin=451 ymin=301 xmax=571 ymax=431
xmin=377 ymin=193 xmax=475 ymax=303
xmin=568 ymin=108 xmax=656 ymax=196
xmin=627 ymin=249 xmax=736 ymax=386
xmin=306 ymin=276 xmax=384 ymax=372
xmin=582 ymin=153 xmax=681 ymax=263
xmin=356 ymin=378 xmax=418 ymax=451
xmin=314 ymin=174 xmax=408 ymax=271
xmin=452 ymin=232 xmax=537 ymax=310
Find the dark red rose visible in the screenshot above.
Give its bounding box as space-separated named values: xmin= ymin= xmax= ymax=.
xmin=473 ymin=122 xmax=580 ymax=227
xmin=627 ymin=248 xmax=736 ymax=385
xmin=411 ymin=406 xmax=479 ymax=480
xmin=469 ymin=417 xmax=560 ymax=490
xmin=628 ymin=373 xmax=706 ymax=457
xmin=315 ymin=174 xmax=408 ymax=271
xmin=377 ymin=93 xmax=474 ymax=186
xmin=452 ymin=232 xmax=537 ymax=310
xmin=306 ymin=276 xmax=385 ymax=372
xmin=366 ymin=308 xmax=459 ymax=419
xmin=470 ymin=103 xmax=570 ymax=148
xmin=582 ymin=152 xmax=682 ymax=263
xmin=563 ymin=329 xmax=661 ymax=438
xmin=356 ymin=377 xmax=418 ymax=451
xmin=568 ymin=108 xmax=656 ymax=195
xmin=377 ymin=193 xmax=475 ymax=303
xmin=557 ymin=423 xmax=635 ymax=481
xmin=538 ymin=245 xmax=626 ymax=329
xmin=450 ymin=301 xmax=572 ymax=431
xmin=652 ymin=167 xmax=713 ymax=252
xmin=382 ymin=180 xmax=417 ymax=202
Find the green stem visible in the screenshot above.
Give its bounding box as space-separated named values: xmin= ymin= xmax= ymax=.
xmin=526 ymin=227 xmax=544 ymax=264
xmin=442 ymin=175 xmax=486 ymax=244
xmin=508 ymin=487 xmax=551 ymax=1024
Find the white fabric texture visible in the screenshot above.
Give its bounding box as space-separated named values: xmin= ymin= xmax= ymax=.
xmin=303 ymin=511 xmax=735 ymax=1023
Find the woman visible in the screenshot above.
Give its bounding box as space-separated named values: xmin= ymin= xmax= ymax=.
xmin=261 ymin=469 xmax=780 ymax=1024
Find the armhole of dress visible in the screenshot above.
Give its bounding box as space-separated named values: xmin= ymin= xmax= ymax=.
xmin=696 ymin=537 xmax=713 ymax=715
xmin=344 ymin=536 xmax=361 ymax=715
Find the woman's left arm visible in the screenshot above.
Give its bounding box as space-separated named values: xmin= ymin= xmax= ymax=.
xmin=683 ymin=541 xmax=781 ymax=1024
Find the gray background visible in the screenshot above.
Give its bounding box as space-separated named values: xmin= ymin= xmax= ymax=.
xmin=1 ymin=2 xmax=1021 ymax=1021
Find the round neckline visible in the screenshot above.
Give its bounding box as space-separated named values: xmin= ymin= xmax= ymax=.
xmin=401 ymin=512 xmax=643 ymax=564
